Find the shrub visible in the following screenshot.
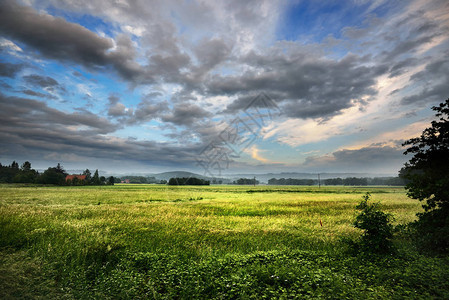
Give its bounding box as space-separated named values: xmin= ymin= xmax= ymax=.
xmin=353 ymin=193 xmax=394 ymax=254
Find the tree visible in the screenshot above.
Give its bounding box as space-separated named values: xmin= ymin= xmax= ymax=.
xmin=83 ymin=169 xmax=92 ymax=182
xmin=401 ymin=98 xmax=449 ymax=253
xmin=92 ymin=169 xmax=101 ymax=185
xmin=39 ymin=167 xmax=66 ymax=185
xmin=107 ymin=176 xmax=115 ymax=185
xmin=21 ymin=161 xmax=31 ymax=172
xmin=55 ymin=163 xmax=67 ymax=175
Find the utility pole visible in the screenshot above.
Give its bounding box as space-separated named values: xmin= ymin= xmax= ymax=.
xmin=318 ymin=173 xmax=321 ymax=188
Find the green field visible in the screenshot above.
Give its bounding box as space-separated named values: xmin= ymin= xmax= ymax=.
xmin=1 ymin=184 xmax=448 ymax=299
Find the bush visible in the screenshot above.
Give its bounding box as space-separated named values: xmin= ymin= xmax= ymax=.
xmin=411 ymin=207 xmax=449 ymax=254
xmin=353 ymin=193 xmax=394 ymax=254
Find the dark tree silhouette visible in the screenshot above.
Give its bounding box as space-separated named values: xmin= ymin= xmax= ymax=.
xmin=401 ymin=98 xmax=449 ymax=253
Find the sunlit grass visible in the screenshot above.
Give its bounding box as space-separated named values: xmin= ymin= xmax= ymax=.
xmin=0 ymin=184 xmax=421 ymax=257
xmin=2 ymin=184 xmax=447 ymax=299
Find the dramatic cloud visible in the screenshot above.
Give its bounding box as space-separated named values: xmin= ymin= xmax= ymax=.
xmin=0 ymin=0 xmax=143 ymax=81
xmin=0 ymin=62 xmax=23 ymax=77
xmin=401 ymin=57 xmax=449 ymax=105
xmin=0 ymin=92 xmax=201 ymax=169
xmin=0 ymin=0 xmax=448 ymax=174
xmin=0 ymin=93 xmax=117 ymax=134
xmin=162 ymin=103 xmax=212 ymax=126
xmin=218 ymin=52 xmax=387 ymax=119
xmin=302 ymin=144 xmax=406 ymax=174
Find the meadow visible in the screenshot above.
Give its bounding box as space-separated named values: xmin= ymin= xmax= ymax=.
xmin=1 ymin=184 xmax=448 ymax=299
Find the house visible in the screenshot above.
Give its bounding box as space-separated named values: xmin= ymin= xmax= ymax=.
xmin=65 ymin=174 xmax=87 ymax=182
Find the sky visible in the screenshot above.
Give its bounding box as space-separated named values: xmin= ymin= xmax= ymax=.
xmin=0 ymin=0 xmax=448 ymax=176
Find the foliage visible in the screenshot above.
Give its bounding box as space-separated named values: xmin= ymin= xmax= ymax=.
xmin=91 ymin=169 xmax=101 ymax=185
xmin=37 ymin=166 xmax=66 ymax=185
xmin=107 ymin=176 xmax=115 ymax=185
xmin=0 ymin=161 xmax=113 ymax=186
xmin=353 ymin=193 xmax=394 ymax=254
xmin=120 ymin=176 xmax=159 ymax=184
xmin=401 ymin=98 xmax=449 ymax=253
xmin=168 ymin=177 xmax=210 ymax=185
xmin=268 ymin=178 xmax=316 ymax=185
xmin=83 ymin=169 xmax=92 ymax=181
xmin=233 ymin=178 xmax=259 ymax=185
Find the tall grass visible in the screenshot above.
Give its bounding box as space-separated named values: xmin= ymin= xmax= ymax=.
xmin=1 ymin=184 xmax=448 ymax=298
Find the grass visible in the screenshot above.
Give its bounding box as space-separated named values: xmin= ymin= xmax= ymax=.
xmin=1 ymin=184 xmax=448 ymax=299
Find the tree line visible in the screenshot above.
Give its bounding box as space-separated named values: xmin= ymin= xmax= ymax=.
xmin=0 ymin=161 xmax=114 ymax=186
xmin=232 ymin=178 xmax=259 ymax=185
xmin=120 ymin=176 xmax=167 ymax=184
xmin=268 ymin=177 xmax=406 ymax=186
xmin=168 ymin=177 xmax=210 ymax=185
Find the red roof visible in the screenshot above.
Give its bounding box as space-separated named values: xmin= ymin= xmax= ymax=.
xmin=65 ymin=174 xmax=87 ymax=181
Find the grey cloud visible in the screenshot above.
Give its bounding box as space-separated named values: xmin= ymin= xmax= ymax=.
xmin=23 ymin=74 xmax=59 ymax=88
xmin=380 ymin=14 xmax=445 ymax=62
xmin=0 ymin=62 xmax=23 ymax=77
xmin=218 ymin=52 xmax=387 ymax=119
xmin=0 ymin=0 xmax=143 ymax=81
xmin=381 ymin=35 xmax=435 ymax=62
xmin=0 ymin=81 xmax=12 ymax=89
xmin=162 ymin=103 xmax=212 ymax=126
xmin=106 ymin=94 xmax=169 ymax=124
xmin=194 ymin=38 xmax=232 ymax=73
xmin=0 ymin=93 xmax=117 ymax=134
xmin=108 ymin=95 xmax=120 ymax=105
xmin=22 ymin=89 xmax=58 ymax=100
xmin=401 ymin=58 xmax=449 ymax=105
xmin=388 ymin=57 xmax=418 ymax=78
xmin=133 ymin=100 xmax=169 ymax=123
xmin=303 ymin=144 xmax=406 ymax=173
xmin=0 ymin=92 xmax=202 ymax=168
xmin=108 ymin=103 xmax=132 ymax=117
xmin=147 ymin=52 xmax=191 ymax=83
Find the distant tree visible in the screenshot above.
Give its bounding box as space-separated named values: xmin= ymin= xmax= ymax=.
xmin=55 ymin=163 xmax=67 ymax=175
xmin=13 ymin=161 xmax=37 ymax=183
xmin=39 ymin=167 xmax=66 ymax=185
xmin=324 ymin=178 xmax=344 ymax=185
xmin=168 ymin=177 xmax=210 ymax=185
xmin=70 ymin=177 xmax=80 ymax=186
xmin=343 ymin=177 xmax=368 ymax=186
xmin=92 ymin=169 xmax=101 ymax=185
xmin=21 ymin=161 xmax=32 ymax=172
xmin=83 ymin=169 xmax=92 ymax=182
xmin=0 ymin=162 xmax=17 ymax=183
xmin=107 ymin=176 xmax=115 ymax=185
xmin=233 ymin=178 xmax=259 ymax=185
xmin=401 ymin=98 xmax=449 ymax=253
xmin=11 ymin=161 xmax=19 ymax=169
